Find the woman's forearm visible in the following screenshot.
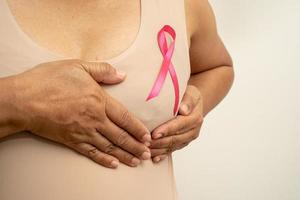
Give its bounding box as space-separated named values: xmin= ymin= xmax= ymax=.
xmin=188 ymin=65 xmax=234 ymax=117
xmin=0 ymin=75 xmax=26 ymax=138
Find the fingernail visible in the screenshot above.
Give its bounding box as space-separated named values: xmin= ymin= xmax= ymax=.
xmin=141 ymin=151 xmax=151 ymax=160
xmin=142 ymin=134 xmax=151 ymax=142
xmin=116 ymin=70 xmax=126 ymax=78
xmin=153 ymin=133 xmax=162 ymax=139
xmin=131 ymin=157 xmax=141 ymax=166
xmin=153 ymin=157 xmax=161 ymax=163
xmin=144 ymin=141 xmax=151 ymax=147
xmin=111 ymin=160 xmax=119 ymax=168
xmin=181 ymin=104 xmax=189 ymax=113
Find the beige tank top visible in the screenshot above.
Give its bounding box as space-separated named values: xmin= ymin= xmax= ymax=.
xmin=0 ymin=0 xmax=191 ymax=200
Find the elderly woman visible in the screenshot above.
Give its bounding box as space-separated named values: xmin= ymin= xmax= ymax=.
xmin=0 ymin=0 xmax=234 ymax=199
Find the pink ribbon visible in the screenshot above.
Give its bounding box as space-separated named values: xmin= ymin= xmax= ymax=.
xmin=146 ymin=25 xmax=180 ymax=116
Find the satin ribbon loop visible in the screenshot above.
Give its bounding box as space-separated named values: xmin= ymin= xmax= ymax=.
xmin=146 ymin=25 xmax=180 ymax=116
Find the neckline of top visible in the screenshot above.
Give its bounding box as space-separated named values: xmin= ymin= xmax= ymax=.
xmin=3 ymin=0 xmax=145 ymax=64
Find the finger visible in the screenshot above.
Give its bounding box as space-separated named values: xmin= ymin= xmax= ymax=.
xmin=152 ymin=143 xmax=190 ymax=163
xmin=150 ymin=148 xmax=169 ymax=157
xmin=105 ymin=96 xmax=151 ymax=144
xmin=79 ymin=61 xmax=127 ymax=84
xmin=151 ymin=142 xmax=190 ymax=158
xmin=152 ymin=154 xmax=168 ymax=163
xmin=97 ymin=118 xmax=151 ymax=160
xmin=150 ymin=127 xmax=200 ymax=149
xmin=178 ymin=85 xmax=201 ymax=116
xmin=152 ymin=107 xmax=202 ymax=139
xmin=152 ymin=115 xmax=193 ymax=139
xmin=69 ymin=142 xmax=119 ymax=169
xmin=89 ymin=131 xmax=141 ymax=167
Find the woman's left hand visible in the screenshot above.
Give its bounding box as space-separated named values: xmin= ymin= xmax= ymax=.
xmin=150 ymin=85 xmax=204 ymax=163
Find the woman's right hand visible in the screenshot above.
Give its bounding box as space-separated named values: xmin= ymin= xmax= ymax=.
xmin=12 ymin=59 xmax=151 ymax=168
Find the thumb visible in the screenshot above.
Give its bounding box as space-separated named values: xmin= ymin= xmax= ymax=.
xmin=179 ymin=85 xmax=201 ymax=116
xmin=80 ymin=61 xmax=126 ymax=84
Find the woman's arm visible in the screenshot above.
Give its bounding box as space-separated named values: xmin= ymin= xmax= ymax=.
xmin=150 ymin=0 xmax=234 ymax=162
xmin=187 ymin=0 xmax=234 ymax=116
xmin=0 ymin=75 xmax=26 ymax=138
xmin=0 ymin=60 xmax=152 ymax=168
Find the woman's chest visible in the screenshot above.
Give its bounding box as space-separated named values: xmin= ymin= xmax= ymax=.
xmin=1 ymin=0 xmax=191 ymax=131
xmin=6 ymin=0 xmax=141 ymax=61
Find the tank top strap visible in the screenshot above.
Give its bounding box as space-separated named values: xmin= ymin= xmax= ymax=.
xmin=147 ymin=0 xmax=190 ymax=50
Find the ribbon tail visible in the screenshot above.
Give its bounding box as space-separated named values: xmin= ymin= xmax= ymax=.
xmin=146 ymin=58 xmax=170 ymax=101
xmin=168 ymin=62 xmax=180 ymax=115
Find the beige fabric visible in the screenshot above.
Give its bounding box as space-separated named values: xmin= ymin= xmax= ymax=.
xmin=0 ymin=0 xmax=191 ymax=199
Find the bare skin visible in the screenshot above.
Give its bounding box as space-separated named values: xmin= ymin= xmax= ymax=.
xmin=5 ymin=0 xmax=141 ymax=61
xmin=0 ymin=0 xmax=234 ymax=166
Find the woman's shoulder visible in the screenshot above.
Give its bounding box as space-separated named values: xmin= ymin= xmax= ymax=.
xmin=184 ymin=0 xmax=214 ymax=48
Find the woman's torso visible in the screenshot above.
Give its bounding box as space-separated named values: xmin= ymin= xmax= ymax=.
xmin=0 ymin=0 xmax=191 ymax=199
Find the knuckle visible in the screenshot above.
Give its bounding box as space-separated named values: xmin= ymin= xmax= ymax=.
xmin=122 ymin=153 xmax=134 ymax=163
xmin=103 ymin=143 xmax=116 ymax=154
xmin=188 ymin=85 xmax=201 ymax=103
xmin=86 ymin=130 xmax=98 ymax=139
xmin=135 ymin=145 xmax=146 ymax=156
xmin=120 ymin=110 xmax=131 ymax=127
xmin=171 ymin=136 xmax=177 ymax=146
xmin=185 ymin=102 xmax=193 ymax=111
xmin=87 ymin=147 xmax=99 ymax=158
xmin=189 ymin=97 xmax=198 ymax=109
xmin=86 ymin=91 xmax=101 ymax=104
xmin=178 ymin=123 xmax=186 ymax=133
xmin=166 ymin=147 xmax=172 ymax=154
xmin=94 ymin=107 xmax=107 ymax=123
xmin=74 ymin=60 xmax=89 ymax=70
xmin=63 ymin=132 xmax=82 ymax=145
xmin=100 ymin=62 xmax=115 ymax=74
xmin=116 ymin=130 xmax=130 ymax=146
xmin=81 ymin=96 xmax=106 ymax=123
xmin=96 ymin=118 xmax=108 ymax=131
xmin=167 ymin=137 xmax=177 ymax=153
xmin=189 ymin=85 xmax=200 ymax=95
xmin=72 ymin=143 xmax=112 ymax=167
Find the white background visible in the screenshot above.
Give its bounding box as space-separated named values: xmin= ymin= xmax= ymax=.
xmin=174 ymin=0 xmax=300 ymax=199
